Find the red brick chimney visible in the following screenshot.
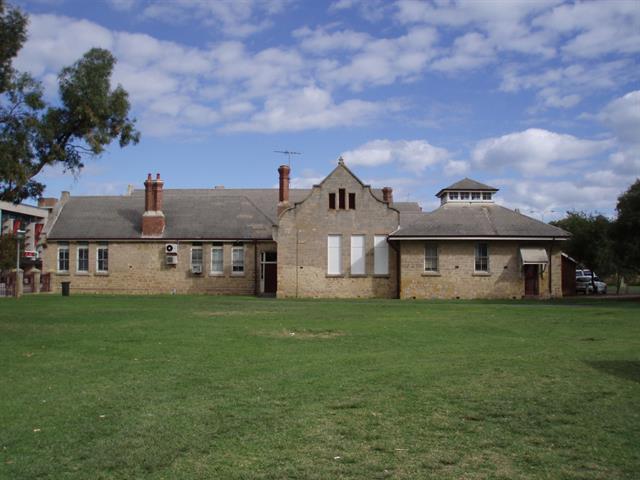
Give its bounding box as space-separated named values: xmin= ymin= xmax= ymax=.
xmin=382 ymin=187 xmax=393 ymax=204
xmin=277 ymin=165 xmax=290 ymax=216
xmin=37 ymin=197 xmax=57 ymax=209
xmin=142 ymin=173 xmax=165 ymax=237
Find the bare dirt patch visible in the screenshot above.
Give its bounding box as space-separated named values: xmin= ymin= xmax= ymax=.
xmin=256 ymin=328 xmax=346 ymax=339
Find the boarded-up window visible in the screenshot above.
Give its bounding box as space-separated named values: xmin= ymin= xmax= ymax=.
xmin=374 ymin=235 xmax=388 ymax=275
xmin=338 ymin=188 xmax=346 ymax=209
xmin=348 ymin=193 xmax=356 ymax=210
xmin=350 ymin=235 xmax=365 ymax=275
xmin=327 ymin=235 xmax=342 ymax=275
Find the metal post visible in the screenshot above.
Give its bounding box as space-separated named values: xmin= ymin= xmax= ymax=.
xmin=15 ymin=229 xmax=26 ymax=298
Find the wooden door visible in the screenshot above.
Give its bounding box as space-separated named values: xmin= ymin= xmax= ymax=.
xmin=264 ymin=263 xmax=277 ymax=294
xmin=524 ymin=265 xmax=539 ymax=296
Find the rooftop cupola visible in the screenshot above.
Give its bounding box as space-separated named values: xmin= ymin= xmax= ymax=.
xmin=436 ymin=177 xmax=498 ymax=205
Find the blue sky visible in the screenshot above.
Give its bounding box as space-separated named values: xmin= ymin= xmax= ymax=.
xmin=14 ymin=0 xmax=640 ymax=219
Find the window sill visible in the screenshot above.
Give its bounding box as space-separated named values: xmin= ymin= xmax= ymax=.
xmin=349 ymin=274 xmax=367 ymax=278
xmin=326 ymin=274 xmax=344 ymax=278
xmin=75 ymin=272 xmax=90 ymax=276
xmin=472 ymin=271 xmax=491 ymax=277
xmin=422 ymin=272 xmax=441 ymax=277
xmin=209 ymin=273 xmax=224 ymax=277
xmin=95 ymin=272 xmax=109 ymax=276
xmin=56 ymin=271 xmax=70 ymax=276
xmin=231 ymin=272 xmax=245 ymax=277
xmin=373 ymin=274 xmax=390 ymax=278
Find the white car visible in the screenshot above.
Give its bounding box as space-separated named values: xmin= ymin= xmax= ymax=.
xmin=576 ymin=275 xmax=607 ymax=294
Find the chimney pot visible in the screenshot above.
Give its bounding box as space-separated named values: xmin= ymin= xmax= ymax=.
xmin=278 ymin=164 xmax=290 ymax=203
xmin=382 ymin=187 xmax=393 ymax=204
xmin=142 ymin=172 xmax=165 ymax=236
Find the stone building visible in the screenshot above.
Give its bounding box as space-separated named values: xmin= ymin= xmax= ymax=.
xmin=42 ymin=159 xmax=569 ymax=298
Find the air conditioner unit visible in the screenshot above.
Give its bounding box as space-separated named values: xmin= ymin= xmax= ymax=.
xmin=191 ymin=264 xmax=203 ymax=274
xmin=166 ymin=255 xmax=178 ymax=265
xmin=165 ymin=243 xmax=178 ymax=254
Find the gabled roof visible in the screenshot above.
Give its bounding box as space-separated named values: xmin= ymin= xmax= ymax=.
xmin=47 ymin=187 xmax=422 ymax=241
xmin=436 ymin=178 xmax=498 ymax=197
xmin=390 ymin=202 xmax=570 ymax=239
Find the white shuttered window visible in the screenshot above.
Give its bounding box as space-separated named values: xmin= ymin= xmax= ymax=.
xmin=327 ymin=235 xmax=342 ymax=275
xmin=374 ymin=235 xmax=389 ymax=275
xmin=350 ymin=235 xmax=365 ymax=275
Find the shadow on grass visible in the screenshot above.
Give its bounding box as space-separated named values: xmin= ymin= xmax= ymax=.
xmin=585 ymin=360 xmax=640 ymax=383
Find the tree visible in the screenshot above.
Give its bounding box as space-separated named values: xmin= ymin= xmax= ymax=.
xmin=551 ymin=211 xmax=613 ymax=278
xmin=0 ymin=0 xmax=139 ymax=203
xmin=0 ymin=232 xmax=18 ymax=271
xmin=611 ymin=179 xmax=640 ymax=276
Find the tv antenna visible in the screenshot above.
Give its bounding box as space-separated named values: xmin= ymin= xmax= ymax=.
xmin=274 ymin=150 xmax=301 ymax=166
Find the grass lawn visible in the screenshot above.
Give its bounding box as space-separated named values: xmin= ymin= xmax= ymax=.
xmin=1 ymin=296 xmax=639 ymax=479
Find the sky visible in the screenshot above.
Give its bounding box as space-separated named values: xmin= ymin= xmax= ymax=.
xmin=12 ymin=0 xmax=640 ymax=219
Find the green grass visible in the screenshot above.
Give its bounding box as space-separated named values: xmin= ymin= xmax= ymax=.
xmin=1 ymin=295 xmax=639 ymax=479
xmin=607 ymin=284 xmax=640 ymax=295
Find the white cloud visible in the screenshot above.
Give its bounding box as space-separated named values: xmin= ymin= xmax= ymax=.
xmin=223 ymin=86 xmax=381 ymax=132
xmin=106 ymin=0 xmax=137 ymax=11
xmin=329 ymin=0 xmax=393 ymax=22
xmin=293 ymin=26 xmax=371 ymax=53
xmin=140 ymin=0 xmax=293 ymax=38
xmin=431 ymin=32 xmax=494 ymax=72
xmin=472 ymin=128 xmax=613 ymax=176
xmin=500 ymin=60 xmax=637 ymax=111
xmin=341 ymin=139 xmax=451 ymax=173
xmin=598 ymin=90 xmax=640 ymax=145
xmin=533 ymin=1 xmax=640 ymax=58
xmin=395 ymin=0 xmax=559 ymax=56
xmin=319 ymin=27 xmax=438 ymax=90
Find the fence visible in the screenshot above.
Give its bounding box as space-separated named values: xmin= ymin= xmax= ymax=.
xmin=0 ymin=272 xmax=51 ymax=296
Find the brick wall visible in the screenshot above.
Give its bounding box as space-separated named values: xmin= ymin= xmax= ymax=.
xmin=399 ymin=240 xmax=564 ymax=299
xmin=42 ymin=240 xmax=274 ymax=295
xmin=276 ymin=163 xmax=399 ymax=298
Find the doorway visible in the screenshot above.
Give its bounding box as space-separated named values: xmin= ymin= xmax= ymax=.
xmin=260 ymin=251 xmax=277 ymax=295
xmin=524 ymin=264 xmax=539 ymax=296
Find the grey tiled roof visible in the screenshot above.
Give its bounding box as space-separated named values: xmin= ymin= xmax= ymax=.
xmin=48 ymin=193 xmax=278 ymax=240
xmin=436 ymin=178 xmax=498 ymax=197
xmin=391 ymin=203 xmax=570 ymax=238
xmin=48 ymin=187 xmax=422 ymax=240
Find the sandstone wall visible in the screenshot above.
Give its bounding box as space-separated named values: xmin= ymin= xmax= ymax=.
xmin=42 ymin=240 xmax=275 ymax=295
xmin=277 ymin=164 xmax=399 ymax=298
xmin=399 ymin=240 xmax=564 ymax=299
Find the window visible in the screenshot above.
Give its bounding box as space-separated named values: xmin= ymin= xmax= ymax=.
xmin=329 ymin=192 xmax=336 ymax=209
xmin=211 ymin=245 xmax=223 ymax=274
xmin=232 ymin=245 xmax=244 ymax=274
xmin=327 ymin=235 xmax=342 ymax=275
xmin=77 ymin=244 xmax=89 ymax=272
xmin=350 ymin=235 xmax=365 ymax=275
xmin=348 ymin=193 xmax=356 ymax=210
xmin=374 ymin=235 xmax=389 ymax=275
xmin=57 ymin=244 xmax=69 ymax=272
xmin=449 ymin=192 xmax=459 ymax=200
xmin=338 ymin=188 xmax=346 ymax=209
xmin=460 ymin=192 xmax=470 ymax=200
xmin=424 ymin=243 xmax=438 ymax=272
xmin=191 ymin=245 xmax=203 ymax=268
xmin=471 ymin=192 xmax=481 ymax=200
xmin=482 ymin=192 xmax=492 ymax=200
xmin=475 ymin=243 xmax=489 ymax=272
xmin=96 ymin=244 xmax=109 ymax=273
